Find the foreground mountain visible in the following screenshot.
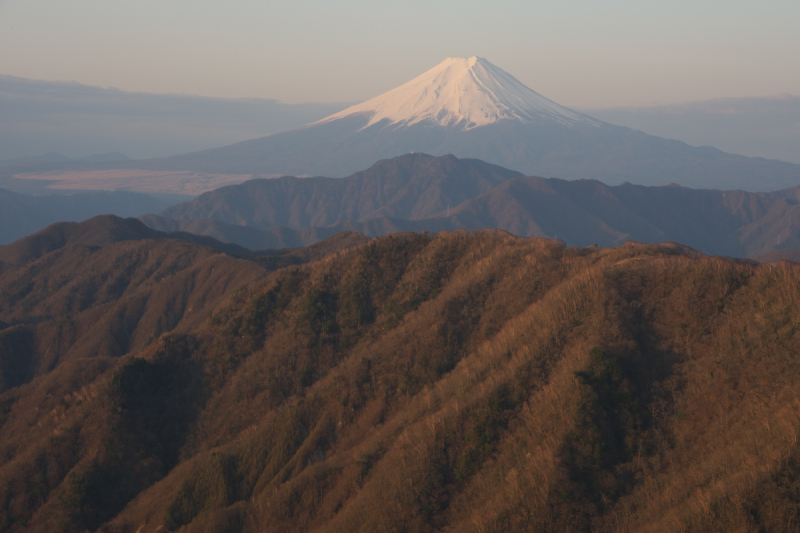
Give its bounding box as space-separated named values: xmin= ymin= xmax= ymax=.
xmin=136 ymin=57 xmax=800 ymax=191
xmin=152 ymin=153 xmax=800 ymax=257
xmin=3 ymin=221 xmax=800 ymax=532
xmin=0 ymin=216 xmax=366 ymax=390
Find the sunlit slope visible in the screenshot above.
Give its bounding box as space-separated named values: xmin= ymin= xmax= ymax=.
xmin=2 ymin=224 xmax=800 ymax=532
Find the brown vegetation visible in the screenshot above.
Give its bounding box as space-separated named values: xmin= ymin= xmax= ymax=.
xmin=2 ymin=222 xmax=800 ymax=532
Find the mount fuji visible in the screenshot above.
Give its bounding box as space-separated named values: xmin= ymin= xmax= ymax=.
xmin=313 ymin=56 xmax=594 ymax=130
xmin=138 ymin=57 xmax=800 ymax=191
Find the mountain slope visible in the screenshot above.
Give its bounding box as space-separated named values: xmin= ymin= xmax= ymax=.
xmin=3 ymin=230 xmax=800 ymax=532
xmin=314 ymin=56 xmax=592 ymax=130
xmin=151 ymin=153 xmax=800 ymax=257
xmin=443 ymin=176 xmax=800 ymax=256
xmin=160 ymin=153 xmax=521 ymax=228
xmin=0 ymin=228 xmax=264 ymax=394
xmin=0 ymin=216 xmax=368 ymax=392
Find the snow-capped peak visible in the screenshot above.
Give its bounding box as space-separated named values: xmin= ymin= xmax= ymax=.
xmin=313 ymin=56 xmax=595 ymax=130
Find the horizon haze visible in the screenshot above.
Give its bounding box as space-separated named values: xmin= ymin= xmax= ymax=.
xmin=2 ymin=69 xmax=798 ymax=167
xmin=1 ymin=1 xmax=798 ymax=108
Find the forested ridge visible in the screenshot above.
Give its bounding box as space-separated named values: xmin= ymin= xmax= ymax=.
xmin=2 ymin=218 xmax=800 ymax=532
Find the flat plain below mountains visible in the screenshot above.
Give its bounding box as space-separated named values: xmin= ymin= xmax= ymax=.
xmin=2 ymin=216 xmax=800 ymax=532
xmin=147 ymin=152 xmax=800 ymax=258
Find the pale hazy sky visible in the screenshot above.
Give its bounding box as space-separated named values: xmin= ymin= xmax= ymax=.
xmin=1 ymin=0 xmax=798 ymax=108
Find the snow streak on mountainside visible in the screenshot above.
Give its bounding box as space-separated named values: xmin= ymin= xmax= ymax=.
xmin=313 ymin=56 xmax=597 ymax=130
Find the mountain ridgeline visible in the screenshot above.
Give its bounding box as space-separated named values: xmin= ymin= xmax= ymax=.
xmin=150 ymin=152 xmax=800 ymax=258
xmin=2 ymin=217 xmax=800 ymax=532
xmin=0 ymin=188 xmax=176 ymax=245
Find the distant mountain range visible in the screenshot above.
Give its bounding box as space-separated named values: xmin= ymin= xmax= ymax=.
xmin=0 ymin=73 xmax=347 ymax=161
xmin=4 ymin=58 xmax=800 ymax=194
xmin=131 ymin=57 xmax=800 ymax=192
xmin=0 ymin=188 xmax=175 ymax=245
xmin=4 ymin=71 xmax=800 ymax=175
xmin=144 ymin=153 xmax=800 ymax=258
xmin=584 ymin=94 xmax=800 ymax=165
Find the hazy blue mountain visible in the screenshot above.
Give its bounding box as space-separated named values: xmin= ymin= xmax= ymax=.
xmin=0 ymin=74 xmax=348 ymax=161
xmin=584 ymin=94 xmax=800 ymax=165
xmin=0 ymin=189 xmax=177 ymax=244
xmin=160 ymin=152 xmax=521 ymax=227
xmin=151 ymin=153 xmax=800 ymax=257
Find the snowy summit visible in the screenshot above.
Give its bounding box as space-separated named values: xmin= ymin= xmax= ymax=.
xmin=314 ymin=56 xmax=595 ymax=130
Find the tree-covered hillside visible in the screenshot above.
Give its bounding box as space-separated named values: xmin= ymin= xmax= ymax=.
xmin=2 ymin=222 xmax=800 ymax=532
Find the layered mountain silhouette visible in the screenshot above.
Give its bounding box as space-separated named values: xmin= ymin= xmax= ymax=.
xmin=147 ymin=153 xmax=800 ymax=258
xmin=135 ymin=57 xmax=800 ymax=191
